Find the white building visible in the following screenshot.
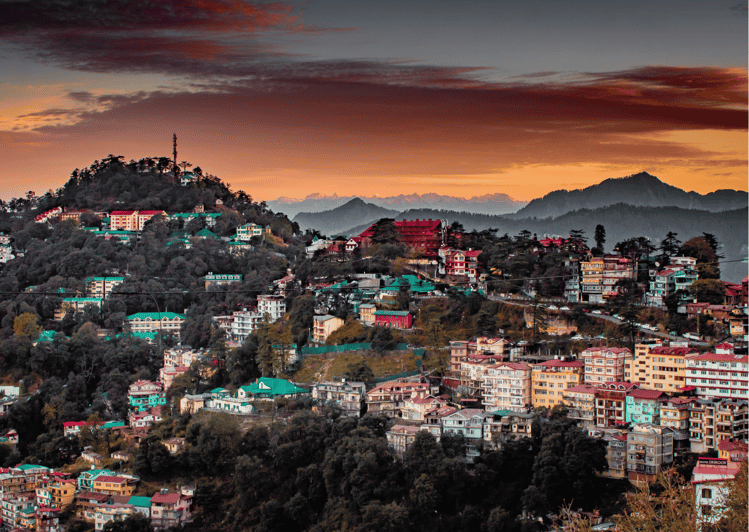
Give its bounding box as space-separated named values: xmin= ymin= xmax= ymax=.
xmin=481 ymin=362 xmax=532 ymax=412
xmin=686 ymin=343 xmax=748 ymax=401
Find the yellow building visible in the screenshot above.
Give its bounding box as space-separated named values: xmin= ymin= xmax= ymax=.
xmin=625 ymin=345 xmax=698 ymax=393
xmin=92 ymin=475 xmax=136 ymax=496
xmin=531 ymin=359 xmax=585 ymax=409
xmin=50 ymin=478 xmax=76 ymax=508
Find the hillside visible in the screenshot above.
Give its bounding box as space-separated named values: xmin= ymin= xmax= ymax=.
xmin=293 ymin=198 xmax=398 ymax=235
xmin=510 ymin=172 xmax=748 ymax=219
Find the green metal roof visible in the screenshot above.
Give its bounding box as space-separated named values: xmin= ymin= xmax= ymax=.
xmin=62 ymin=297 xmax=102 ymax=303
xmin=195 ymin=228 xmax=218 ymax=238
xmin=103 ymin=421 xmax=125 ymax=429
xmin=127 ymin=312 xmax=186 ymax=320
xmin=373 ymin=310 xmax=410 ymax=316
xmin=242 ymin=378 xmax=308 ymax=397
xmin=37 ymin=330 xmax=60 ymax=342
xmin=128 ymin=496 xmax=151 ymax=508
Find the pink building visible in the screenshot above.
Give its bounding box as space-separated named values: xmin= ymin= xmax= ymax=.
xmin=582 ymin=347 xmax=631 ymax=385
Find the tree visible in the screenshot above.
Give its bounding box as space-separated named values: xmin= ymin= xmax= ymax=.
xmin=594 ymin=224 xmax=606 ymax=251
xmin=718 ymin=461 xmax=748 ymax=531
xmin=13 ymin=312 xmax=42 ymax=340
xmin=680 ymin=236 xmax=720 ymax=279
xmin=615 ymin=468 xmax=695 ymax=532
xmin=343 ymin=360 xmax=374 ymax=383
xmin=689 ymin=279 xmax=725 ymax=304
xmin=529 ymin=296 xmax=547 ymax=342
xmin=660 ymin=231 xmax=682 ymax=258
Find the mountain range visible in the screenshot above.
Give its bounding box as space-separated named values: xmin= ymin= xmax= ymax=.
xmin=269 ymin=192 xmax=526 ymax=217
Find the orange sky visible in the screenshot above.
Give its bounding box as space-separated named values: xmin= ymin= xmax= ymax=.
xmin=0 ymin=1 xmax=746 ymax=202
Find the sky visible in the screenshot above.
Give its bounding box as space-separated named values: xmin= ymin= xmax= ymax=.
xmin=0 ymin=0 xmax=746 ymax=202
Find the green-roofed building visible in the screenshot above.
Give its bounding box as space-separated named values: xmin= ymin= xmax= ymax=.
xmin=170 ymin=211 xmax=222 ymax=227
xmin=379 ymin=275 xmax=436 ymax=295
xmin=127 ymin=312 xmax=186 ymax=336
xmin=128 ymin=496 xmax=152 ymax=516
xmin=195 ymin=228 xmax=218 ymax=240
xmin=35 ymin=330 xmax=61 ymax=343
xmin=54 ymin=297 xmax=103 ymax=321
xmin=237 ymin=378 xmax=308 ymax=400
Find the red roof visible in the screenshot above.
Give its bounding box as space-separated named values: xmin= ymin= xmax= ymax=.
xmin=650 ymin=347 xmax=697 ymax=356
xmin=489 ymin=362 xmax=531 ymax=370
xmin=138 ymin=210 xmax=164 ymax=215
xmin=691 ymin=353 xmax=747 ymax=363
xmin=410 ymin=395 xmax=444 ymax=405
xmin=535 ymin=360 xmax=584 ymax=368
xmin=94 ymin=476 xmax=129 ymax=484
xmin=582 ymin=347 xmax=631 ymax=354
xmin=717 ymin=439 xmax=749 ymax=453
xmin=565 ymin=384 xmax=598 ymax=394
xmin=110 ymin=211 xmax=136 ymax=215
xmin=692 ymin=459 xmax=742 ymax=479
xmin=151 ymin=492 xmax=182 ymax=504
xmin=62 ymin=421 xmax=88 ymax=428
xmin=627 ymin=389 xmax=665 ymax=400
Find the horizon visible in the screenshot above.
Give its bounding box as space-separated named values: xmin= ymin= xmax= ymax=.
xmin=1 ymin=1 xmax=746 ymax=201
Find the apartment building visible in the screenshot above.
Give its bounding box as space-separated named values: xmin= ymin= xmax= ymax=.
xmin=128 ymin=380 xmax=166 ymax=412
xmin=311 ymin=380 xmax=366 ymax=417
xmin=595 ymin=382 xmax=637 ymax=428
xmin=625 ymin=389 xmax=666 ymax=425
xmin=627 ymin=423 xmax=674 ymax=485
xmin=312 ymin=315 xmax=345 ymax=344
xmin=386 ymin=425 xmax=422 ymax=458
xmin=531 ymin=359 xmax=584 ymax=409
xmin=581 ymin=255 xmax=636 ymax=303
xmin=459 ymin=355 xmax=506 ymax=398
xmin=365 ymin=378 xmax=430 ymax=418
xmin=127 ymin=312 xmax=185 ymax=336
xmin=586 ymin=427 xmax=628 ymax=479
xmin=625 ymin=345 xmax=698 ymax=392
xmin=562 ymin=384 xmax=598 ymax=428
xmin=685 ymin=344 xmax=748 ymax=401
xmin=660 ymin=396 xmax=695 ymax=454
xmin=449 ymin=337 xmax=510 ymax=374
xmin=481 ymin=362 xmax=532 ymax=413
xmin=582 ymin=347 xmax=631 ymax=385
xmin=690 ymin=398 xmax=749 ymax=453
xmin=86 ymin=277 xmax=125 ymax=299
xmin=258 ymin=294 xmax=286 ymax=321
xmin=482 ymin=410 xmax=534 ymax=450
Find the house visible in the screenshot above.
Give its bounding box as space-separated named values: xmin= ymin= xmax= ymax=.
xmin=109 ymin=211 xmax=139 ymax=231
xmin=127 ymin=312 xmax=186 ymax=336
xmin=129 ymin=406 xmax=163 ymax=429
xmin=258 ymin=294 xmax=286 ymax=321
xmin=595 ymin=382 xmax=638 ymax=428
xmin=625 ymin=389 xmax=666 ymax=425
xmin=163 ymin=437 xmax=186 ymax=454
xmin=366 ymin=378 xmax=431 ymax=418
xmin=312 ymin=314 xmax=345 ymax=344
xmin=311 ymin=380 xmax=367 ymax=417
xmin=580 ymin=255 xmax=636 ymax=303
xmin=76 ymin=470 xmax=118 ymax=492
xmin=128 ymin=380 xmax=166 ymax=412
xmin=35 ymin=506 xmax=62 ymax=532
xmin=482 ymin=410 xmax=534 ymax=449
xmin=373 ymin=310 xmax=412 ymax=329
xmin=587 ymin=427 xmax=629 ymax=479
xmin=717 ymin=438 xmax=748 ymax=462
xmin=358 ymin=303 xmax=377 ymax=325
xmin=439 ymin=247 xmax=482 ymax=281
xmin=82 ymin=450 xmax=106 ymax=466
xmin=136 ymin=210 xmax=167 ymax=230
xmin=481 ymin=362 xmax=532 ymax=413
xmin=204 ymin=272 xmax=242 ymax=289
xmin=237 ymin=377 xmax=308 ymax=401
xmin=441 ymin=409 xmax=488 ymax=462
xmin=420 ymin=406 xmax=457 ymax=440
xmin=76 ymin=491 xmax=110 ymax=522
xmin=92 ymin=475 xmax=137 ymax=496
xmin=627 ymin=423 xmax=674 ymax=485
xmin=54 ymin=297 xmax=103 ymax=320
xmin=163 ymin=346 xmax=206 ymax=368
xmin=95 ymin=503 xmax=135 ymax=531
xmin=386 ymin=425 xmax=423 ymax=458
xmin=235 ymin=223 xmax=267 ymax=241
xmin=531 ymin=358 xmax=584 ymax=409
xmin=150 ymin=487 xmax=193 ymax=530
xmin=401 ymin=394 xmax=447 ymax=422
xmin=169 ymin=211 xmax=222 ymax=228
xmin=179 ymin=393 xmax=211 ymax=415
xmin=691 ymin=457 xmax=743 ymax=528
xmin=0 ymin=428 xmax=18 ymax=447
xmin=159 ymin=366 xmax=190 ymax=390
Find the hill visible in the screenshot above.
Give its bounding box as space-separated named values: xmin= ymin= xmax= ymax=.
xmin=510 ymin=172 xmax=748 ymax=219
xmin=293 ymin=198 xmax=398 ymax=235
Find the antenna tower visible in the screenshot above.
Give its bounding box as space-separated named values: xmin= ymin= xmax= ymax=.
xmin=173 ymin=133 xmax=177 ymax=168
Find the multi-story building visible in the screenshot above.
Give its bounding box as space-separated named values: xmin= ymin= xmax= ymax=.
xmin=374 ymin=310 xmax=413 ymax=329
xmin=109 ymin=211 xmax=139 ymax=231
xmin=163 ymin=347 xmax=206 ymax=368
xmin=692 ymin=457 xmax=744 ymax=529
xmin=690 ymin=398 xmax=748 ymax=453
xmin=438 ymin=247 xmax=482 ymax=281
xmin=128 ymin=380 xmax=166 ymax=412
xmin=35 ymin=476 xmax=75 ymax=509
xmin=586 ymin=427 xmax=629 ymax=479
xmin=625 ymin=389 xmax=666 ymax=425
xmin=258 ymin=295 xmax=286 ymax=321
xmin=582 ymin=347 xmax=631 ymax=385
xmin=235 ymin=223 xmax=266 ymax=241
xmin=35 ymin=506 xmax=62 ymax=532
xmin=92 ymin=475 xmax=137 ymax=496
xmin=150 ymin=487 xmax=193 ymax=530
xmin=95 ymin=503 xmax=135 ymax=531
xmin=531 ymin=359 xmax=585 ymax=409
xmin=358 ymin=219 xmax=444 ymax=256
xmin=311 ymin=380 xmax=367 ymax=417
xmin=76 ymin=491 xmax=110 ymax=522
xmin=136 ymin=210 xmax=167 ymax=230
xmin=127 ymin=312 xmax=185 ymax=336
xmin=627 ymin=423 xmax=674 ymax=485
xmin=401 ymin=394 xmax=447 ymax=422
xmin=312 ymin=314 xmax=345 ymax=344
xmin=563 ymin=384 xmax=598 ymax=427
xmin=459 ymin=355 xmax=506 ymax=398
xmin=1 ymin=492 xmax=37 ymax=531
xmin=482 ymin=410 xmax=534 ymax=450
xmin=645 ymin=260 xmax=698 ymax=308
xmin=420 ymin=406 xmax=456 ymax=440
xmin=685 ymin=344 xmax=748 ymax=401
xmin=481 ymin=362 xmax=532 ymax=413
xmin=449 ymin=337 xmax=510 ymax=374
xmin=660 ymin=396 xmax=695 ymax=454
xmin=625 ymin=345 xmax=698 ymax=392
xmin=386 ymin=425 xmax=423 ymax=458
xmin=365 ymin=378 xmax=430 ymax=418
xmin=86 ymin=277 xmax=125 ymax=299
xmin=595 ymin=382 xmax=637 ymax=428
xmin=54 ymin=297 xmax=103 ymax=320
xmin=441 ymin=409 xmax=488 ymax=462
xmin=717 ymin=438 xmax=748 ymax=462
xmin=358 ymin=303 xmax=376 ymax=325
xmin=581 ymin=255 xmax=636 ymax=303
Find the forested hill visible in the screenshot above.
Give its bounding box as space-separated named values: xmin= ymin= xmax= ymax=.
xmin=388 ymin=204 xmax=748 ymax=282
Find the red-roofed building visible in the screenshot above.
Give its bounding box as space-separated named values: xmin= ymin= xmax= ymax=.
xmin=359 ymin=219 xmax=443 ymax=256
xmin=686 ymin=346 xmax=748 ymax=401
xmin=109 ymin=211 xmax=138 ymax=231
xmin=625 ymin=388 xmax=666 ymax=425
xmin=459 ymin=354 xmax=508 ymax=398
xmin=531 ymin=358 xmax=585 ymax=409
xmin=136 ymin=210 xmax=166 ymax=230
xmin=449 ymin=337 xmax=510 ymax=374
xmin=562 ymin=384 xmax=599 ymax=427
xmin=439 ymin=247 xmax=482 ymax=281
xmin=717 ymin=438 xmax=748 ymax=462
xmin=581 ymin=347 xmax=631 ymax=385
xmin=595 ymin=382 xmax=638 ymax=428
xmin=92 ymin=476 xmax=136 ymax=496
xmin=625 ymin=345 xmax=699 ymax=393
xmin=420 ymin=405 xmax=457 ymax=440
xmin=692 ymin=457 xmax=744 ymax=528
xmin=151 ymin=488 xmax=194 ymax=530
xmin=482 ymin=362 xmax=532 ymax=413
xmin=365 ymin=378 xmax=431 ymax=418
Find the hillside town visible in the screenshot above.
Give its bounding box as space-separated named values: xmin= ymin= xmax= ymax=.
xmin=0 ymin=158 xmax=744 ymax=532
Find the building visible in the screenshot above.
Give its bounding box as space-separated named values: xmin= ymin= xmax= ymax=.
xmin=562 ymin=384 xmax=598 ymax=427
xmin=358 ymin=219 xmax=444 ymax=256
xmin=311 ymin=380 xmax=366 ymax=417
xmin=373 ymin=310 xmax=413 ymax=329
xmin=312 ymin=314 xmax=345 ymax=344
xmin=95 ymin=503 xmax=135 ymax=531
xmin=691 ymin=457 xmax=744 ymax=529
xmin=386 ymin=425 xmax=423 ymax=458
xmin=625 ymin=345 xmax=698 ymax=393
xmin=595 ymin=382 xmax=638 ymax=428
xmin=401 ymin=394 xmax=447 ymax=422
xmin=109 ymin=211 xmax=139 ymax=231
xmin=439 ymin=247 xmax=482 ymax=281
xmin=204 ymin=272 xmax=242 ymax=289
xmin=92 ymin=475 xmax=137 ymax=496
xmin=582 ymin=347 xmax=631 ymax=385
xmin=482 ymin=410 xmax=534 ymax=449
xmin=441 ymin=409 xmax=488 ymax=462
xmin=690 ymin=398 xmax=748 ymax=453
xmin=660 ymin=396 xmax=695 ymax=454
xmin=159 ymin=366 xmax=190 ymax=390
xmin=127 ymin=312 xmax=186 ymax=336
xmin=531 ymin=358 xmax=585 ymax=409
xmin=258 ymin=294 xmax=286 ymax=321
xmin=128 ymin=380 xmax=166 ymax=412
xmin=685 ymin=344 xmax=748 ymax=401
xmin=625 ymin=389 xmax=666 ymax=424
xmin=366 ymin=378 xmax=431 ymax=418
xmin=163 ymin=347 xmax=206 ymax=368
xmin=420 ymin=406 xmax=456 ymax=440
xmin=136 ymin=210 xmax=167 ymax=230
xmin=359 ymin=303 xmax=376 ymax=325
xmin=54 ymin=297 xmax=103 ymax=320
xmin=86 ymin=277 xmax=125 ymax=299
xmin=459 ymin=355 xmax=506 ymax=398
xmin=237 ymin=377 xmax=308 ymax=401
xmin=235 ymin=223 xmax=267 ymax=241
xmin=150 ymin=487 xmax=193 ymax=530
xmin=645 ymin=261 xmax=698 ymax=308
xmin=717 ymin=438 xmax=748 ymax=462
xmin=580 ymin=255 xmax=636 ymax=303
xmin=481 ymin=362 xmax=532 ymax=413
xmin=449 ymin=337 xmax=510 ymax=374
xmin=76 ymin=491 xmax=110 ymax=522
xmin=627 ymin=423 xmax=674 ymax=484
xmin=35 ymin=506 xmax=62 ymax=532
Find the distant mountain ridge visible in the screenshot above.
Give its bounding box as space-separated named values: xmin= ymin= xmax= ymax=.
xmin=510 ymin=172 xmax=748 ymax=219
xmin=269 ymin=192 xmax=527 ymax=217
xmin=293 ymin=198 xmax=398 ymax=235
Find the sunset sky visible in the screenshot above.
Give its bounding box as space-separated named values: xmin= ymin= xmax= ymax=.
xmin=1 ymin=0 xmax=746 ymax=202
